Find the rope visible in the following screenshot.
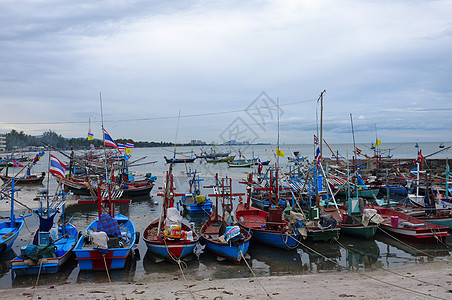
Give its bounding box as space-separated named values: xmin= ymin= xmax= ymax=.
xmin=32 ymin=259 xmax=43 ymax=300
xmin=428 ymin=226 xmax=451 ymax=249
xmin=163 ymin=238 xmax=195 ymax=300
xmin=239 ymin=248 xmax=272 ymax=299
xmin=102 ymin=253 xmax=112 ymax=283
xmin=287 ymin=235 xmax=448 ymax=300
xmin=102 ymin=253 xmax=118 ymax=300
xmin=333 ymin=238 xmax=444 ymax=288
xmin=377 ymin=224 xmax=452 ymax=264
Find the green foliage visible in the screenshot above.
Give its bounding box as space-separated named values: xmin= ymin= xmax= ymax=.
xmin=5 ymin=130 xmax=173 ymax=150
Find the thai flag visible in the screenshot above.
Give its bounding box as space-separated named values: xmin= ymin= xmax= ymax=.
xmin=356 ymin=147 xmax=362 ymax=156
xmin=49 ymin=155 xmax=66 ymax=178
xmin=315 ymin=147 xmax=321 ymax=167
xmin=417 ymin=149 xmax=424 ymax=167
xmin=314 ymin=135 xmax=319 ymax=145
xmin=126 ymin=142 xmax=134 ymax=149
xmin=117 ymin=143 xmax=126 ymax=150
xmin=257 ymin=158 xmax=263 ymax=174
xmin=103 ymin=129 xmax=118 ymax=149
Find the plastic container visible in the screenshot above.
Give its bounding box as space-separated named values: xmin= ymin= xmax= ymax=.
xmin=391 ymin=216 xmax=399 ymax=227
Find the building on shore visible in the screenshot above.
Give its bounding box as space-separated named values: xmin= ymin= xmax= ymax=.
xmin=0 ymin=133 xmax=6 ymax=152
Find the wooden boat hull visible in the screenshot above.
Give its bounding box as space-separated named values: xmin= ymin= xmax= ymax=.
xmin=340 ymin=224 xmax=377 ymax=239
xmin=0 ymin=220 xmax=24 ymax=256
xmin=306 ymin=226 xmax=341 ymax=241
xmin=201 ymin=216 xmax=251 ymax=262
xmin=164 ymin=156 xmax=196 ymax=163
xmin=375 ymin=207 xmax=450 ymax=243
xmin=235 ymin=203 xmax=298 ymax=250
xmin=0 ymin=174 xmax=45 ymax=185
xmin=227 ymin=162 xmax=253 ymax=168
xmin=73 ymin=214 xmax=136 ymax=270
xmin=205 ymin=156 xmax=235 ymax=163
xmin=143 ymin=219 xmax=198 ymax=261
xmin=120 ymin=181 xmax=154 ymax=197
xmin=11 ymin=224 xmax=78 ymax=275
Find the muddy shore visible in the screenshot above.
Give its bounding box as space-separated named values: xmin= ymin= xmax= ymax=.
xmin=1 ymin=261 xmax=450 ymax=300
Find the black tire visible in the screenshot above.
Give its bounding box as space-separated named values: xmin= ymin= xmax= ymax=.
xmin=134 ymin=231 xmax=140 ymax=245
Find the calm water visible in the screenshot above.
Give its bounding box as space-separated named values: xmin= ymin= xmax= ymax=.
xmin=0 ymin=144 xmax=451 ymax=289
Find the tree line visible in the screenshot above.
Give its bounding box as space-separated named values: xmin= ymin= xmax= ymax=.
xmin=4 ymin=130 xmax=174 ymax=151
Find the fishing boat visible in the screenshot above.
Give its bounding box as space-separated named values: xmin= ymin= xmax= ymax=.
xmin=0 ymin=152 xmax=46 ymax=185
xmin=396 ymin=207 xmax=452 ymax=230
xmin=0 ymin=179 xmax=29 ymax=257
xmin=374 ymin=207 xmax=450 ymax=243
xmin=205 ymin=156 xmax=235 ymax=163
xmin=200 ymin=175 xmax=250 ymax=262
xmin=164 ymin=156 xmax=196 ymax=164
xmin=73 ymin=122 xmax=138 ymax=271
xmin=236 ymin=172 xmax=300 ymax=249
xmin=0 ymin=173 xmax=46 ymax=185
xmin=11 ymin=161 xmax=78 ymax=275
xmin=179 ymin=169 xmax=212 ymax=215
xmin=227 ymin=161 xmax=253 ymax=168
xmin=74 ymin=182 xmax=137 ymax=270
xmin=142 ymin=164 xmax=198 ymax=261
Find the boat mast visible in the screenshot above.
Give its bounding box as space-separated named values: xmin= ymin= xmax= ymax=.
xmin=99 ymin=92 xmax=111 ymax=217
xmin=318 ymin=90 xmax=326 ymax=160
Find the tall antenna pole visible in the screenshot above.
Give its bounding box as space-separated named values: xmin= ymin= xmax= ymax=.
xmin=99 ymin=92 xmax=110 ymax=216
xmin=174 ymin=110 xmax=181 ymax=158
xmin=277 ymin=98 xmax=280 ymax=168
xmin=318 ymin=90 xmax=326 ymax=160
xmin=350 ymin=113 xmax=356 ymax=157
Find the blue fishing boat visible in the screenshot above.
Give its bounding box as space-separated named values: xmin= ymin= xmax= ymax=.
xmin=201 ymin=175 xmax=250 ymax=262
xmin=0 ymin=179 xmax=28 ymax=257
xmin=74 ymin=173 xmax=137 ymax=270
xmin=179 ymin=169 xmax=212 ymax=215
xmin=11 ymin=179 xmax=78 ymax=275
xmin=11 ymin=220 xmax=78 ymax=275
xmin=74 ymin=213 xmax=136 ymax=270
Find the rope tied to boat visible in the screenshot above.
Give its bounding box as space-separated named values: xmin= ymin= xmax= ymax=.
xmin=377 ymin=224 xmax=451 ymax=263
xmin=32 ymin=259 xmax=44 ymax=300
xmin=286 ymin=234 xmax=448 ymax=300
xmin=333 ymin=237 xmax=445 ymax=288
xmin=163 ymin=238 xmax=195 ymax=300
xmin=102 ymin=253 xmax=118 ymax=300
xmin=239 ymin=248 xmax=272 ymax=299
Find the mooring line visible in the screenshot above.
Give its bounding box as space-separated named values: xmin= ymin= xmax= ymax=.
xmin=239 ymin=248 xmax=272 ymax=299
xmin=288 ymin=235 xmax=448 ymax=300
xmin=333 ymin=238 xmax=444 ymax=288
xmin=377 ymin=224 xmax=452 ymax=264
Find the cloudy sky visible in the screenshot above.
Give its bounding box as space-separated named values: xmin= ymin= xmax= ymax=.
xmin=1 ymin=0 xmax=451 ymax=145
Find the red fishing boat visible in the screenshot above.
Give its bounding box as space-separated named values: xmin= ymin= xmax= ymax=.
xmin=374 ymin=207 xmax=450 ymax=243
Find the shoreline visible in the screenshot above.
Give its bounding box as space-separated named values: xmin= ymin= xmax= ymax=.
xmin=1 ymin=261 xmax=451 ymax=299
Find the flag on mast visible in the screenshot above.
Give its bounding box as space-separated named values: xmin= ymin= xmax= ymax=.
xmin=103 ymin=129 xmax=119 ymax=151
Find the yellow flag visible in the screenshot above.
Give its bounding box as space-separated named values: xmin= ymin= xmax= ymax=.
xmin=276 ymin=148 xmax=285 ymax=157
xmin=87 ymin=132 xmax=94 ymax=140
xmin=375 ymin=139 xmax=381 ymax=146
xmin=125 ymin=148 xmax=132 ymax=154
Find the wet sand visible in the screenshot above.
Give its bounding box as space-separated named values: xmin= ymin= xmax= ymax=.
xmin=1 ymin=261 xmax=451 ymax=299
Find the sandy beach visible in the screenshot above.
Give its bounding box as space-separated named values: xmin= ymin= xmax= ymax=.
xmin=0 ymin=261 xmax=450 ymax=300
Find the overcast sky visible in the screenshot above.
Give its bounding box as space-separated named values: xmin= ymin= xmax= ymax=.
xmin=1 ymin=0 xmax=451 ymax=145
